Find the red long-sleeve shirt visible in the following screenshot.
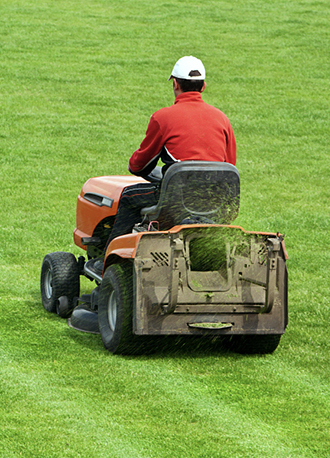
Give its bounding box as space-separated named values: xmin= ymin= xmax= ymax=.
xmin=129 ymin=92 xmax=236 ymax=177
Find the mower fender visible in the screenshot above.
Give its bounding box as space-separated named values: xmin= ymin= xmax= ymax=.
xmin=103 ymin=232 xmax=145 ymax=271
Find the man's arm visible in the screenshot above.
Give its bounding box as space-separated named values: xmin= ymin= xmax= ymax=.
xmin=128 ymin=115 xmax=164 ymax=177
xmin=225 ymin=123 xmax=237 ymax=165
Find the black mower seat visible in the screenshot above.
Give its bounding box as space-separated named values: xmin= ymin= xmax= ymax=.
xmin=141 ymin=161 xmax=240 ymax=230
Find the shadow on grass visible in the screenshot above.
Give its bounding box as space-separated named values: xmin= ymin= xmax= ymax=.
xmin=66 ymin=331 xmax=245 ymax=360
xmin=31 ymin=290 xmax=260 ymax=360
xmin=129 ymin=335 xmax=245 ymax=360
xmin=61 ymin=324 xmax=238 ymax=359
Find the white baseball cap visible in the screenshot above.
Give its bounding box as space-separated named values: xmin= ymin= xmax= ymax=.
xmin=168 ymin=56 xmax=206 ymax=81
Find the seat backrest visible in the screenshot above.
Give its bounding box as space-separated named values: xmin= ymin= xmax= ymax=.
xmin=141 ymin=161 xmax=240 ymax=230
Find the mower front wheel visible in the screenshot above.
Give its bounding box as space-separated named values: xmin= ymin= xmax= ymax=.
xmin=40 ymin=252 xmax=80 ymax=314
xmin=98 ymin=263 xmax=136 ymax=354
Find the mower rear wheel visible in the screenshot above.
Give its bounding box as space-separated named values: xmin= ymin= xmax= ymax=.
xmin=40 ymin=252 xmax=80 ymax=314
xmin=223 ymin=334 xmax=282 ymax=354
xmin=98 ymin=263 xmax=136 ymax=354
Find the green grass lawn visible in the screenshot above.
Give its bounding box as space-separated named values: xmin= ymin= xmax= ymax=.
xmin=1 ymin=0 xmax=329 ymax=456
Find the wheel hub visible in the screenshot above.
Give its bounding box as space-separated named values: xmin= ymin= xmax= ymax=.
xmin=45 ymin=269 xmax=53 ymax=299
xmin=107 ymin=291 xmax=117 ymax=331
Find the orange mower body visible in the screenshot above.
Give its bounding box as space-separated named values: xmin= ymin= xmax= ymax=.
xmin=41 ymin=162 xmax=288 ymax=354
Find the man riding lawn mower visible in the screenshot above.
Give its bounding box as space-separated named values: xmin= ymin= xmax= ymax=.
xmin=40 ymin=57 xmax=288 ymax=355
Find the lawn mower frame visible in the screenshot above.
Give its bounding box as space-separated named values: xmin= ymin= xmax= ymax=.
xmin=40 ymin=162 xmax=288 ymax=354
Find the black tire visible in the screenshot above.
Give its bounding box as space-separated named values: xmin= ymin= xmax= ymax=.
xmin=98 ymin=263 xmax=137 ymax=354
xmin=222 ymin=334 xmax=282 ymax=355
xmin=40 ymin=252 xmax=80 ymax=314
xmin=57 ymin=295 xmax=78 ymax=318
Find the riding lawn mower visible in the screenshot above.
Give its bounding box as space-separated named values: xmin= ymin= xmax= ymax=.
xmin=40 ymin=161 xmax=288 ymax=354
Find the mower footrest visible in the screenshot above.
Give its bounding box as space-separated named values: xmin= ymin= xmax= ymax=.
xmin=84 ymin=258 xmax=103 ymax=283
xmin=81 ymin=237 xmax=102 ymax=246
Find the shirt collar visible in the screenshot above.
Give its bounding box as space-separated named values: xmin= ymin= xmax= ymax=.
xmin=174 ymin=92 xmax=203 ymax=104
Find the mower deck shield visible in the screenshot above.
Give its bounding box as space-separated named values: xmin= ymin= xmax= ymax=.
xmin=130 ymin=225 xmax=288 ymax=336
